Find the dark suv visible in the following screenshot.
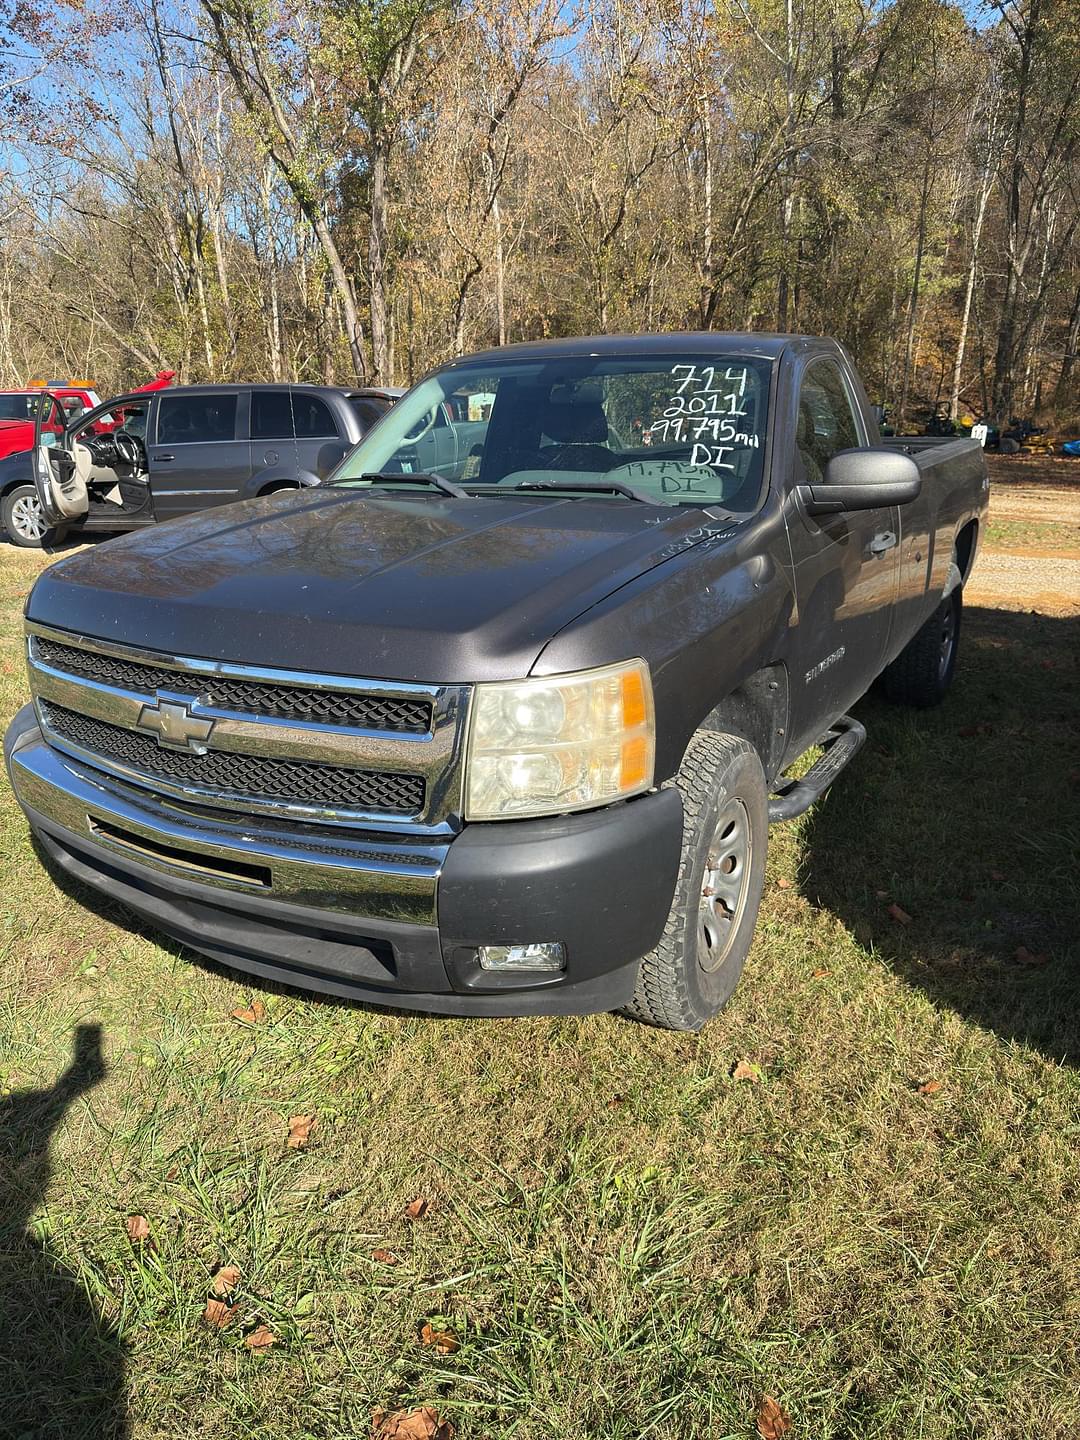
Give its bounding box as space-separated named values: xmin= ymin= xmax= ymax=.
xmin=0 ymin=383 xmax=399 ymax=547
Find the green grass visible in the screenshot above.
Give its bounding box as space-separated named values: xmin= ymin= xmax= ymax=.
xmin=984 ymin=515 xmax=1080 ymax=550
xmin=1 ymin=540 xmax=1078 ymax=1440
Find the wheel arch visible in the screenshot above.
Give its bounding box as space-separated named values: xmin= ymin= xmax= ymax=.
xmin=244 ymin=468 xmax=320 ymax=501
xmin=0 ymin=469 xmax=35 ymax=497
xmin=696 ymin=662 xmax=789 ymax=786
xmin=954 ymin=517 xmax=978 ymax=583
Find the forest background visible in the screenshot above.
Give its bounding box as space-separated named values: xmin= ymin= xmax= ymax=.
xmin=1 ymin=0 xmax=1078 ymax=429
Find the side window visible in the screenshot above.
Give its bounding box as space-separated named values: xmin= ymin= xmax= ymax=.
xmin=292 ymin=394 xmax=337 ymax=439
xmin=349 ymin=399 xmax=385 ymax=431
xmin=158 ymin=393 xmax=238 ymax=445
xmin=796 ymin=360 xmax=862 ymax=484
xmin=252 ymin=390 xmax=293 ymax=441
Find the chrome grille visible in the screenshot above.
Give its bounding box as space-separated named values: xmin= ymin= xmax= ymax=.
xmin=39 ymin=701 xmax=426 ymax=815
xmin=27 ymin=624 xmax=469 ymax=830
xmin=33 ymin=636 xmax=432 ymax=733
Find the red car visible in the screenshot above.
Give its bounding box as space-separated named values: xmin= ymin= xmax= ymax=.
xmin=0 ymin=372 xmax=177 ymax=464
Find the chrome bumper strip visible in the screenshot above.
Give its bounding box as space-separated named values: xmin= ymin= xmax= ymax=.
xmin=9 ymin=732 xmax=447 ymax=927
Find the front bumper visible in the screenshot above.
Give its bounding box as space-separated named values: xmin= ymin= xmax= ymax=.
xmin=5 ymin=705 xmax=683 ymax=1016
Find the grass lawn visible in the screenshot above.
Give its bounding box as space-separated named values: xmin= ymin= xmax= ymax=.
xmin=1 ymin=519 xmax=1078 ymax=1440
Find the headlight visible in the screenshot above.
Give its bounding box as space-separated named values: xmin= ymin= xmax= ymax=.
xmin=464 ymin=659 xmax=655 ymax=820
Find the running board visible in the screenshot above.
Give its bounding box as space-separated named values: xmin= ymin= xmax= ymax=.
xmin=768 ymin=715 xmax=867 ymax=823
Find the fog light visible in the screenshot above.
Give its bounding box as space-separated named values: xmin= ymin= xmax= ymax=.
xmin=477 ymin=942 xmax=566 ymax=972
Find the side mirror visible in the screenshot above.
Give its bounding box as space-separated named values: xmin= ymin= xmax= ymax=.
xmin=797 ymin=447 xmax=921 ymax=515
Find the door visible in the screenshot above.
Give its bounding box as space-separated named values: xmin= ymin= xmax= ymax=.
xmin=250 ymin=388 xmax=299 ymax=483
xmin=32 ymin=394 xmax=87 ymax=525
xmin=150 ymin=390 xmax=248 ymax=519
xmin=783 ymin=357 xmax=900 ymax=751
xmin=290 ymin=389 xmax=348 ymax=479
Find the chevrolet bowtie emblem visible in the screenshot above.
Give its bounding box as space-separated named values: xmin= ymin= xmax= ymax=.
xmin=135 ymin=697 xmax=215 ymax=754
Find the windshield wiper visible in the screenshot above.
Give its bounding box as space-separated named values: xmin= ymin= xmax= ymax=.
xmin=512 ymin=479 xmax=661 ymax=505
xmin=358 ymin=471 xmax=467 ymax=498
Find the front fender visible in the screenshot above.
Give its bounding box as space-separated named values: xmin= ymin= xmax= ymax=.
xmin=531 ymin=499 xmax=795 ymax=784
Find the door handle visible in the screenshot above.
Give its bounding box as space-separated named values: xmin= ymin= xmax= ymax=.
xmin=152 ymin=453 xmax=174 ymax=462
xmin=870 ymin=531 xmax=897 ymax=555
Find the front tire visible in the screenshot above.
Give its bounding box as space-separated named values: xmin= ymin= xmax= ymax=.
xmin=624 ymin=731 xmax=768 ymax=1031
xmin=882 ymin=582 xmax=961 ymax=708
xmin=1 ymin=485 xmax=62 ymax=548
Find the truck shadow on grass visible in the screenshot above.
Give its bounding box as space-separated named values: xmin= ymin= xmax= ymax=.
xmin=802 ymin=604 xmax=1080 ymax=1063
xmin=0 ymin=1024 xmax=129 ymax=1438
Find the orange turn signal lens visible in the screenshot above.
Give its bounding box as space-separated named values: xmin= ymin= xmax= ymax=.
xmin=620 ymin=668 xmax=647 ymax=729
xmin=620 ymin=736 xmax=649 ymax=790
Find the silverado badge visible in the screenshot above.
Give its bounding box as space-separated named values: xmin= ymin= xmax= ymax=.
xmin=135 ymin=698 xmax=215 ymax=754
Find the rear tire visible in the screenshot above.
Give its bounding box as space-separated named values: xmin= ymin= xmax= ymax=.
xmin=882 ymin=582 xmax=961 ymax=708
xmin=624 ymin=731 xmax=768 ymax=1032
xmin=2 ymin=485 xmax=62 ymax=548
xmin=258 ymin=481 xmax=300 ymax=497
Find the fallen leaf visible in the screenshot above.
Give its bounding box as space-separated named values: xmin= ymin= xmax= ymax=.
xmin=811 ymin=967 xmax=831 ymax=979
xmin=990 ymin=870 xmax=1006 ymax=883
xmin=211 ymin=1264 xmax=241 ymax=1296
xmin=606 ymin=1093 xmax=624 ymax=1109
xmin=1014 ymin=945 xmax=1049 ymax=967
xmin=776 ymin=877 xmax=792 ymax=890
xmin=125 ymin=1214 xmax=150 ymax=1245
xmin=372 ymin=1248 xmax=400 ymax=1266
xmin=917 ymin=1079 xmax=943 ymax=1095
xmin=731 ymin=1059 xmax=764 ymax=1083
xmin=420 ymin=1321 xmax=460 ymax=1355
xmin=875 ymin=889 xmax=889 ymax=899
xmin=756 ymin=1394 xmax=792 ymax=1439
xmin=203 ymin=1298 xmax=238 ymax=1329
xmin=372 ymin=1406 xmax=455 ymax=1440
xmin=244 ymin=1324 xmax=276 ymax=1350
xmin=405 ymin=1196 xmax=432 ymax=1221
xmin=231 ymin=999 xmax=266 ymax=1025
xmin=286 ymin=1114 xmax=316 ymax=1148
xmin=887 ymin=903 xmax=913 ymax=925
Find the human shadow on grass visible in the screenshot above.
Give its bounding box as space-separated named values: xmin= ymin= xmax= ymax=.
xmin=801 ymin=605 xmax=1080 ymax=1063
xmin=0 ymin=1024 xmax=129 ymax=1438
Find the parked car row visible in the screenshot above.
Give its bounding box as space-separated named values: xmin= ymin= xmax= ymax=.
xmin=0 ymin=381 xmax=402 ymax=546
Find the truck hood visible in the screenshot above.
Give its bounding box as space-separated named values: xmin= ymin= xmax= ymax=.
xmin=27 ymin=488 xmax=735 ymax=682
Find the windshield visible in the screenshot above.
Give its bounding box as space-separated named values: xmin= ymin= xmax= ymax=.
xmin=330 ymin=353 xmax=772 ymax=510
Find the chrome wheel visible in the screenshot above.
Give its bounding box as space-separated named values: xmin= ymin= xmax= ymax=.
xmin=698 ymin=797 xmax=752 ymax=973
xmin=10 ymin=493 xmax=45 ymax=542
xmin=939 ymin=598 xmax=956 ymax=680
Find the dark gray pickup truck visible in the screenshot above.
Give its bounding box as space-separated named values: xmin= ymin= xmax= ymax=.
xmin=5 ymin=334 xmax=988 ymax=1030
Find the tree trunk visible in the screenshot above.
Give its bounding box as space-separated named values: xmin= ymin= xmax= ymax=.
xmin=949 ymin=177 xmax=992 ymax=419
xmin=368 ymin=138 xmax=390 ymax=381
xmin=493 ymin=192 xmax=507 ymax=346
xmin=899 ymin=145 xmax=933 ymax=427
xmin=1053 ymin=281 xmax=1080 ymax=405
